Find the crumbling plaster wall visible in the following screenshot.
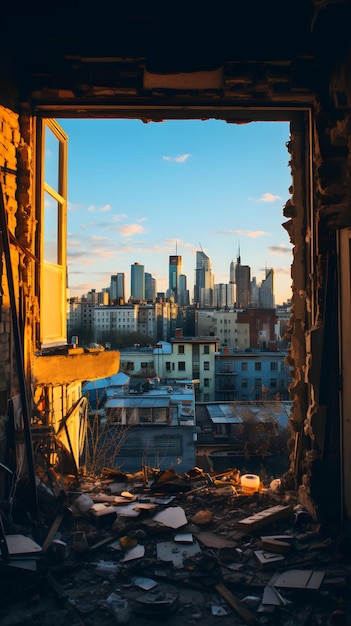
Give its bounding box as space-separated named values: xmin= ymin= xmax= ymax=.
xmin=286 ymin=54 xmax=351 ymax=522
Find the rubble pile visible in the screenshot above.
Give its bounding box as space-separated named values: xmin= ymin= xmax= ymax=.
xmin=0 ymin=466 xmax=350 ymax=625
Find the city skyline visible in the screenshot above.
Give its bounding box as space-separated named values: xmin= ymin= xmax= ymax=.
xmin=59 ymin=118 xmax=293 ymax=305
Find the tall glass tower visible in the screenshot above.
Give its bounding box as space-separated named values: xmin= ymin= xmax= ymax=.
xmin=110 ymin=272 xmax=125 ymax=304
xmin=130 ymin=262 xmax=145 ymax=301
xmin=169 ymin=255 xmax=182 ymax=302
xmin=194 ymin=249 xmax=214 ymax=307
xmin=235 ymin=250 xmax=251 ymax=307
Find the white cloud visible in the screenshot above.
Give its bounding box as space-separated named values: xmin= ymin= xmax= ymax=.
xmin=249 ymin=192 xmax=282 ymax=203
xmin=112 ymin=213 xmax=128 ymax=222
xmin=247 ymin=230 xmax=267 ymax=238
xmin=162 ymin=153 xmax=191 ymax=163
xmin=89 ymin=235 xmax=111 ymax=242
xmin=118 ymin=223 xmax=147 ymax=237
xmin=269 ymin=244 xmax=292 ymax=255
xmin=219 ymin=228 xmax=267 ymax=238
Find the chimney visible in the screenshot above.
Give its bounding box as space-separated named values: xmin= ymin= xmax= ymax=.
xmin=175 ymin=328 xmax=183 ymax=338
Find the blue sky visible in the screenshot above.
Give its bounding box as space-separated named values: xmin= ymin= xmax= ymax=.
xmin=59 ymin=118 xmax=293 ymax=305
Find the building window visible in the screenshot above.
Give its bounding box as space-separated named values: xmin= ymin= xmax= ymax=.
xmin=241 ymin=362 xmax=248 ymax=371
xmin=204 ymin=394 xmax=210 ymax=401
xmin=203 ymin=361 xmax=210 ymax=370
xmin=141 ymin=362 xmax=147 ymax=368
xmin=178 ymin=345 xmax=185 ymax=354
xmin=255 ymin=378 xmax=262 ymax=388
xmin=178 ymin=361 xmax=186 ymax=371
xmin=270 ymin=362 xmax=278 ymax=371
xmin=270 ymin=378 xmax=277 ymax=388
xmin=139 ymin=408 xmax=152 ymax=423
xmin=166 ymin=362 xmax=171 ymax=371
xmin=38 ymin=119 xmax=68 ymax=347
xmin=255 ymin=362 xmax=262 ymax=371
xmin=204 ymin=378 xmax=209 ymax=387
xmin=241 ymin=378 xmax=248 ymax=388
xmin=203 ymin=345 xmax=210 ymax=354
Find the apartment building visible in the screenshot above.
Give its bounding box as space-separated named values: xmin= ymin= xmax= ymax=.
xmin=196 ymin=308 xmax=250 ymax=350
xmin=215 ymin=349 xmax=292 ymax=402
xmin=93 ymin=305 xmax=139 ymax=339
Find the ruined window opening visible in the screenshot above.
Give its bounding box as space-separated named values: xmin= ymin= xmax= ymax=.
xmin=34 ymin=106 xmax=314 ymax=478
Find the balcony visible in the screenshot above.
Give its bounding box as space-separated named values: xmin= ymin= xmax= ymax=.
xmin=33 ymin=348 xmax=120 ymax=385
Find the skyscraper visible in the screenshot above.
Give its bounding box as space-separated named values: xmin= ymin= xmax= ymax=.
xmin=145 ymin=272 xmax=156 ymax=301
xmin=235 ymin=248 xmax=251 ymax=308
xmin=169 ymin=255 xmax=182 ymax=302
xmin=194 ymin=249 xmax=214 ymax=307
xmin=229 ymin=259 xmax=235 ymax=284
xmin=259 ymin=268 xmax=275 ymax=308
xmin=130 ymin=262 xmax=145 ymax=301
xmin=110 ymin=272 xmax=125 ymax=304
xmin=178 ymin=274 xmax=190 ymax=306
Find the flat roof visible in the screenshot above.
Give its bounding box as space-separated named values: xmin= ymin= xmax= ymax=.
xmin=205 ymin=402 xmax=291 ymax=427
xmin=105 ymin=397 xmax=170 ymax=409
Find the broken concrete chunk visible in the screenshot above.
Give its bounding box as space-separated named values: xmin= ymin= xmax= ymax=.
xmin=190 ymin=509 xmax=213 ymax=525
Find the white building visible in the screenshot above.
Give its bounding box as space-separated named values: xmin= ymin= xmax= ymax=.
xmin=93 ymin=305 xmax=139 ymax=338
xmin=196 ymin=309 xmax=250 ymax=350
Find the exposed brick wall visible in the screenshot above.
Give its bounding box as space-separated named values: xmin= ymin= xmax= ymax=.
xmin=0 ymin=105 xmax=20 ymax=397
xmin=0 ymin=105 xmax=35 ymax=405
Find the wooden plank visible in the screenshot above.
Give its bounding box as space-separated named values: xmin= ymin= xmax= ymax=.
xmin=260 ymin=537 xmax=291 ymax=554
xmin=235 ymin=505 xmax=292 ymax=532
xmin=214 ymin=582 xmax=260 ymax=625
xmin=41 ymin=512 xmax=65 ymax=553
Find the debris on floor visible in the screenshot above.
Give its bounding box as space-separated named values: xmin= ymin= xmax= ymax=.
xmin=0 ymin=465 xmax=350 ymax=625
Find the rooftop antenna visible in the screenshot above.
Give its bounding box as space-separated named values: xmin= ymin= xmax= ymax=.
xmin=199 ymin=241 xmax=204 ymax=252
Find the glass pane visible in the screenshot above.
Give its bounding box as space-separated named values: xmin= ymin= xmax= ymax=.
xmin=44 ymin=191 xmax=58 ymax=263
xmin=44 ymin=124 xmax=59 ymax=192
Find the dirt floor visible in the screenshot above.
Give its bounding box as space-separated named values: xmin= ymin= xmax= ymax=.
xmin=0 ymin=467 xmax=350 ymax=625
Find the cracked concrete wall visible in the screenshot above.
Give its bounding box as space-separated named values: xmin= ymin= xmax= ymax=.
xmin=286 ymin=54 xmax=351 ymax=522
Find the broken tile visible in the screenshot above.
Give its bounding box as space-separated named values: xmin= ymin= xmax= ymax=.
xmin=152 ymin=506 xmax=187 ymax=529
xmin=253 ymin=549 xmax=285 ymax=567
xmin=121 ymin=544 xmax=145 ymax=562
xmin=156 ymin=540 xmax=202 ymax=568
xmin=130 ymin=576 xmax=158 ymax=590
xmin=174 ymin=533 xmax=193 ymax=543
xmin=269 ymin=569 xmax=325 ymax=590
